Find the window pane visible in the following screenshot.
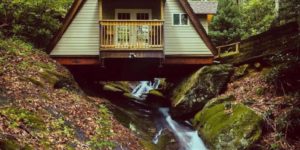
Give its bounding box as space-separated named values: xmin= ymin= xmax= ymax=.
xmin=181 ymin=14 xmax=188 ymax=25
xmin=118 ymin=13 xmax=130 ymax=20
xmin=137 ymin=13 xmax=149 ymax=20
xmin=173 ymin=14 xmax=180 ymax=25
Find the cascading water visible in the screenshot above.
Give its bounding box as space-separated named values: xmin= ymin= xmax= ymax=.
xmin=131 ymin=80 xmax=207 ymax=150
xmin=131 ymin=79 xmax=160 ymax=99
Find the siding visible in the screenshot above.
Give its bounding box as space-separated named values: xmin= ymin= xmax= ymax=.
xmin=51 ymin=0 xmax=99 ymax=56
xmin=51 ymin=0 xmax=212 ymax=56
xmin=164 ymin=0 xmax=212 ymax=55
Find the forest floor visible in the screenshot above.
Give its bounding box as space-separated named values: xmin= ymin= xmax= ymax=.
xmin=0 ymin=39 xmax=143 ymax=149
xmin=222 ymin=67 xmax=300 ymax=150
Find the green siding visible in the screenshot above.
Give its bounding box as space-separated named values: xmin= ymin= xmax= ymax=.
xmin=164 ymin=0 xmax=212 ymax=55
xmin=51 ymin=0 xmax=99 ymax=56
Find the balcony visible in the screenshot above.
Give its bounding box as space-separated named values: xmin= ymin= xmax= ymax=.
xmin=100 ymin=20 xmax=164 ymax=50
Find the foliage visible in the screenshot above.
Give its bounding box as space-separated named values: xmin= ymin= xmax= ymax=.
xmin=263 ymin=52 xmax=300 ymax=94
xmin=209 ymin=0 xmax=243 ymax=46
xmin=209 ymin=0 xmax=276 ymax=45
xmin=88 ymin=104 xmax=116 ymax=149
xmin=0 ymin=0 xmax=72 ymax=49
xmin=241 ymin=0 xmax=276 ymax=38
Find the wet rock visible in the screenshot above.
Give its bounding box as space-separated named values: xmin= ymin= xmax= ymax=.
xmin=148 ymin=90 xmax=165 ymax=98
xmin=103 ymin=84 xmax=123 ymax=93
xmin=170 ymin=64 xmax=233 ymax=119
xmin=146 ymin=90 xmax=170 ymax=108
xmin=193 ymin=103 xmax=262 ymax=150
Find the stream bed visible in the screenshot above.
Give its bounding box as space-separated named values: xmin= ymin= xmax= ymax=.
xmin=107 ymin=80 xmax=207 ymax=150
xmin=80 ymin=79 xmax=207 ymax=150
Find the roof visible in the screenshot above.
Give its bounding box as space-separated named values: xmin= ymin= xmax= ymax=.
xmin=188 ymin=1 xmax=218 ymax=14
xmin=47 ymin=0 xmax=217 ymax=56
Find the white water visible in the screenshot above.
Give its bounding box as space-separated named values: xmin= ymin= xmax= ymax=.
xmin=131 ymin=79 xmax=160 ymax=99
xmin=158 ymin=108 xmax=207 ymax=150
xmin=132 ymin=80 xmax=207 ymax=150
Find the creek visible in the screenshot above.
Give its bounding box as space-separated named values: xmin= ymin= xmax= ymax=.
xmin=80 ymin=79 xmax=207 ymax=150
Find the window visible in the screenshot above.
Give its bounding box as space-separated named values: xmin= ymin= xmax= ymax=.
xmin=173 ymin=13 xmax=188 ymax=26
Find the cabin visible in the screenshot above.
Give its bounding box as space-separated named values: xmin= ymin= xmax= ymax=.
xmin=47 ymin=0 xmax=218 ymax=66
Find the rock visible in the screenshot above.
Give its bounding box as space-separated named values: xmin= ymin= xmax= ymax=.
xmin=146 ymin=90 xmax=169 ymax=107
xmin=148 ymin=90 xmax=164 ymax=98
xmin=103 ymin=84 xmax=123 ymax=93
xmin=193 ymin=103 xmax=262 ymax=150
xmin=123 ymin=92 xmax=141 ymax=100
xmin=233 ymin=64 xmax=249 ymax=79
xmin=203 ymin=95 xmax=236 ymax=109
xmin=170 ymin=64 xmax=233 ymax=118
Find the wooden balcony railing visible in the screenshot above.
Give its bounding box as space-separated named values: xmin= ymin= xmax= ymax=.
xmin=100 ymin=20 xmax=164 ymax=50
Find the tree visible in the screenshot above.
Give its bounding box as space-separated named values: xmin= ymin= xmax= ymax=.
xmin=240 ymin=0 xmax=276 ymax=38
xmin=208 ymin=0 xmax=243 ymax=46
xmin=0 ymin=0 xmax=72 ymax=49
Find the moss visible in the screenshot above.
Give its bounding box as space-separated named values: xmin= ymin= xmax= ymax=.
xmin=88 ymin=104 xmax=116 ymax=149
xmin=39 ymin=69 xmax=60 ymax=87
xmin=170 ymin=64 xmax=233 ymax=118
xmin=103 ymin=84 xmax=123 ymax=93
xmin=0 ymin=39 xmax=33 ymax=56
xmin=25 ymin=77 xmax=45 ymax=88
xmin=148 ymin=90 xmax=164 ymax=98
xmin=123 ymin=92 xmax=140 ymax=100
xmin=106 ymin=82 xmax=132 ymax=93
xmin=204 ymin=95 xmax=236 ymax=109
xmin=193 ymin=103 xmax=262 ymax=150
xmin=255 ymin=87 xmax=266 ymax=96
xmin=233 ymin=64 xmax=249 ymax=79
xmin=171 ymin=65 xmax=233 ymax=106
xmin=0 ymin=107 xmax=45 ymax=131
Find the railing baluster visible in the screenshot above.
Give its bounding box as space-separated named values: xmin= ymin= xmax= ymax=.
xmin=100 ymin=20 xmax=164 ymax=50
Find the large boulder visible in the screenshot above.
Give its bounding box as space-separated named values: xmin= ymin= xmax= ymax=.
xmin=193 ymin=103 xmax=262 ymax=150
xmin=170 ymin=64 xmax=233 ymax=118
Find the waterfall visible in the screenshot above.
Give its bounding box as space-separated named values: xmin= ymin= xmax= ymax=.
xmin=131 ymin=79 xmax=207 ymax=150
xmin=159 ymin=108 xmax=207 ymax=150
xmin=131 ymin=79 xmax=160 ymax=99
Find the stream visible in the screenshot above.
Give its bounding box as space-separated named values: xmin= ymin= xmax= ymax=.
xmin=129 ymin=80 xmax=207 ymax=150
xmin=81 ymin=79 xmax=207 ymax=150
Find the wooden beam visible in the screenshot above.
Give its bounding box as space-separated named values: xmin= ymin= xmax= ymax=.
xmin=53 ymin=57 xmax=100 ymax=65
xmin=164 ymin=56 xmax=214 ymax=65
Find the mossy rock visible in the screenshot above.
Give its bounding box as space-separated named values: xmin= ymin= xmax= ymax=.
xmin=148 ymin=90 xmax=164 ymax=98
xmin=170 ymin=64 xmax=233 ymax=119
xmin=103 ymin=84 xmax=123 ymax=93
xmin=204 ymin=95 xmax=236 ymax=109
xmin=193 ymin=103 xmax=262 ymax=150
xmin=233 ymin=64 xmax=249 ymax=79
xmin=123 ymin=92 xmax=141 ymax=100
xmin=108 ymin=82 xmax=132 ymax=93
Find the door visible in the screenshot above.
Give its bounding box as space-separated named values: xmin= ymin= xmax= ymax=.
xmin=115 ymin=9 xmax=152 ymax=48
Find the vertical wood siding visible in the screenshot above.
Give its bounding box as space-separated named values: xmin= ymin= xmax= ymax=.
xmin=51 ymin=0 xmax=100 ymax=56
xmin=164 ymin=0 xmax=212 ymax=55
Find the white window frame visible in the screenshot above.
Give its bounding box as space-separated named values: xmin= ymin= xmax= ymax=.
xmin=115 ymin=9 xmax=152 ymax=20
xmin=172 ymin=13 xmax=189 ymax=26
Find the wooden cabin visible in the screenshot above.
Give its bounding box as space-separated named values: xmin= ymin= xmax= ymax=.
xmin=47 ymin=0 xmax=218 ymax=66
